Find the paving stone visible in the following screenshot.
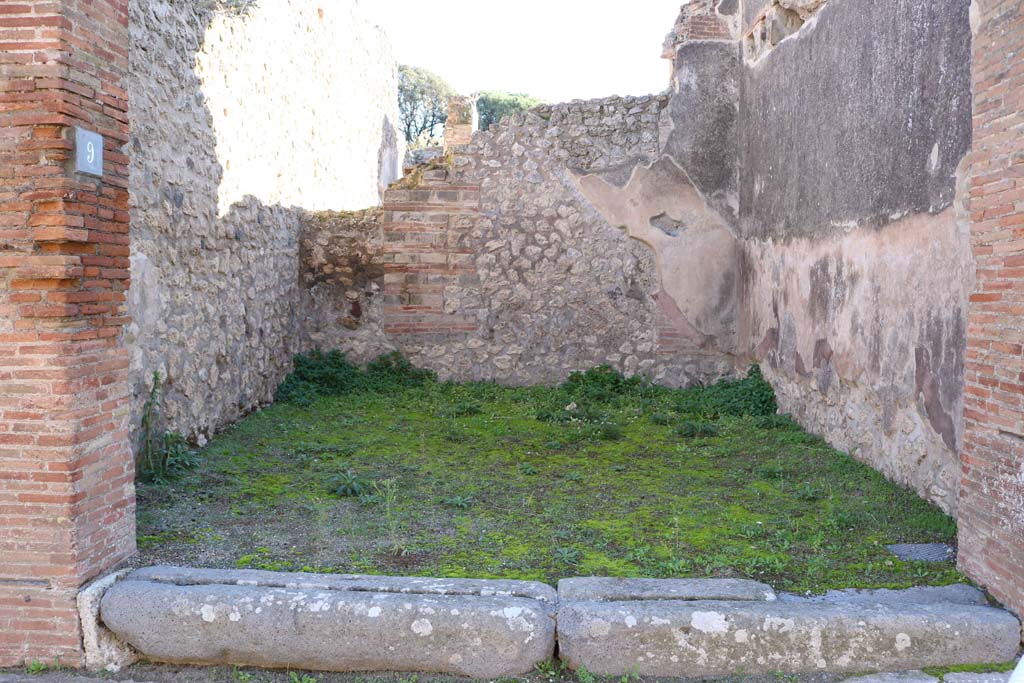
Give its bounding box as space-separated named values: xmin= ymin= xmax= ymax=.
xmin=886 ymin=544 xmax=956 ymax=562
xmin=841 ymin=672 xmax=939 ymax=683
xmin=100 ymin=570 xmax=555 ymax=678
xmin=558 ymin=577 xmax=776 ymax=602
xmin=128 ymin=565 xmax=556 ymax=602
xmin=944 ymin=673 xmax=1015 ymax=683
xmin=556 ymin=598 xmax=1021 ymax=677
xmin=778 ymin=584 xmax=988 ymax=606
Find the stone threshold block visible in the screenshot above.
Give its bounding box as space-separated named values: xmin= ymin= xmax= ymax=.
xmin=557 ymin=581 xmax=1020 ymax=677
xmin=558 ymin=577 xmax=777 ymax=602
xmin=99 ymin=566 xmax=556 ymax=678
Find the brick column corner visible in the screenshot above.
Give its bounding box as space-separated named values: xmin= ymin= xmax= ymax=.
xmin=1 ymin=0 xmax=135 ymax=666
xmin=958 ymin=0 xmax=1024 ymax=618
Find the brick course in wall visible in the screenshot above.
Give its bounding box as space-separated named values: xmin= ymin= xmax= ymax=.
xmin=381 ymin=172 xmax=481 ymax=340
xmin=0 ymin=0 xmax=134 ymax=666
xmin=959 ymin=0 xmax=1024 ymax=618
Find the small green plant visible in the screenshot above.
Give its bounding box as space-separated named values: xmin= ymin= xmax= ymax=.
xmin=277 ymin=351 xmax=434 ymax=405
xmin=755 ymin=413 xmax=800 ymax=430
xmin=518 ymin=462 xmax=539 ymax=475
xmin=375 ymin=478 xmax=403 ymax=554
xmin=795 ymin=483 xmax=824 ymax=501
xmin=535 ymin=659 xmax=563 ymax=681
xmin=675 ymin=420 xmax=719 ymax=438
xmin=287 ymin=672 xmax=320 ymax=683
xmin=24 ymin=658 xmax=60 ymax=675
xmin=137 ymin=371 xmax=195 ymax=483
xmin=442 ymin=494 xmax=474 ymax=509
xmin=650 ymin=412 xmax=673 ymax=425
xmin=233 ymin=668 xmax=255 ymax=683
xmin=595 ymin=421 xmax=624 ymax=441
xmin=329 ymin=470 xmax=368 ymax=498
xmin=437 ymin=401 xmax=482 ymax=418
xmin=576 ymin=665 xmax=597 ymax=683
xmin=554 ymin=546 xmax=581 ymax=565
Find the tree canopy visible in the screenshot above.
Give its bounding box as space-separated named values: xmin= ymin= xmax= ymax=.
xmin=477 ymin=91 xmax=544 ymax=131
xmin=397 ymin=65 xmax=456 ymax=145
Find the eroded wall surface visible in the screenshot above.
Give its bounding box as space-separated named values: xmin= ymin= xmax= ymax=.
xmin=127 ymin=0 xmax=402 ymax=443
xmin=736 ymin=0 xmax=974 ymax=512
xmin=301 ymin=96 xmax=741 ymax=386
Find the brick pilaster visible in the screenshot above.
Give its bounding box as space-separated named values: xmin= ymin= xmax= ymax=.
xmin=959 ymin=0 xmax=1024 ymax=619
xmin=0 ymin=0 xmax=133 ymax=666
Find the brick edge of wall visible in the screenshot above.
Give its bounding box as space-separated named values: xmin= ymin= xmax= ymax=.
xmin=0 ymin=0 xmax=135 ymax=666
xmin=958 ymin=0 xmax=1024 ymax=620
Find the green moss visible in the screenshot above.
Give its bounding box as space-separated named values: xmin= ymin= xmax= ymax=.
xmin=135 ymin=357 xmax=965 ymax=593
xmin=923 ymin=662 xmax=1019 ymax=681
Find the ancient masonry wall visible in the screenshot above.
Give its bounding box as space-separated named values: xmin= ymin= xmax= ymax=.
xmin=0 ymin=0 xmax=135 ymax=666
xmin=127 ymin=0 xmax=403 ymax=444
xmin=958 ymin=0 xmax=1024 ymax=620
xmin=302 ymin=96 xmax=741 ymax=386
xmin=734 ymin=0 xmax=974 ymax=514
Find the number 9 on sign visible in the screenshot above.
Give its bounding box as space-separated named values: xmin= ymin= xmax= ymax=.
xmin=74 ymin=127 xmax=103 ymax=177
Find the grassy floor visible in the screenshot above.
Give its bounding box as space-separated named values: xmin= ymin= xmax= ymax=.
xmin=136 ymin=356 xmax=963 ymax=593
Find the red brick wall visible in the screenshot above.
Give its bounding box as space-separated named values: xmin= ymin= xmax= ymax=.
xmin=0 ymin=0 xmax=134 ymax=666
xmin=382 ymin=174 xmax=481 ymax=340
xmin=959 ymin=0 xmax=1024 ymax=619
xmin=663 ymin=0 xmax=734 ymax=56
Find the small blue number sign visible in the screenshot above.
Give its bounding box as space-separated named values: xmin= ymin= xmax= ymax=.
xmin=74 ymin=127 xmax=103 ymax=177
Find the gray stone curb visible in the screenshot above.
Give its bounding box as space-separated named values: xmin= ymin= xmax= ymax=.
xmin=558 ymin=577 xmax=776 ymax=602
xmin=557 ymin=598 xmax=1020 ymax=677
xmin=81 ymin=568 xmax=1022 ymax=678
xmin=100 ymin=568 xmax=556 ymax=678
xmin=126 ymin=565 xmax=556 ymax=602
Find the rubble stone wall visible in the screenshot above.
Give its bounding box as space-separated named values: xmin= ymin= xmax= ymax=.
xmin=127 ymin=0 xmax=403 ymax=443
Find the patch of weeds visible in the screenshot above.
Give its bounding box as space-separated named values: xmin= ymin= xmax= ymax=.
xmin=535 ymin=659 xmax=565 ymax=682
xmin=276 ymin=350 xmax=434 ymax=405
xmin=795 ymin=483 xmax=824 ymax=501
xmin=443 ymin=424 xmax=470 ymax=443
xmin=24 ymin=658 xmax=61 ymax=675
xmin=756 ymin=464 xmax=788 ymax=480
xmin=518 ymin=462 xmax=539 ymax=475
xmin=562 ymin=365 xmax=646 ymax=403
xmin=554 ymin=546 xmax=581 ymax=565
xmin=674 ymin=365 xmax=777 ymax=419
xmin=442 ymin=494 xmax=474 ymax=509
xmin=287 ymin=673 xmax=320 ymax=683
xmin=437 ymin=401 xmax=482 ymax=418
xmin=576 ymin=665 xmax=598 ymax=683
xmin=374 ymin=478 xmax=403 ymax=554
xmin=649 ymin=412 xmax=673 ymax=425
xmin=138 ymin=371 xmax=196 ymax=483
xmin=675 ymin=421 xmax=719 ymax=438
xmin=755 ymin=413 xmax=800 ymax=430
xmin=329 ymin=470 xmax=369 ymax=498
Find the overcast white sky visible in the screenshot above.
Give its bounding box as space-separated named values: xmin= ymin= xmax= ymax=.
xmin=359 ymin=1 xmax=683 ymax=103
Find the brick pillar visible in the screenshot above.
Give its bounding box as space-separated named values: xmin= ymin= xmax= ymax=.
xmin=0 ymin=0 xmax=134 ymax=666
xmin=443 ymin=96 xmax=478 ymax=150
xmin=959 ymin=0 xmax=1024 ymax=618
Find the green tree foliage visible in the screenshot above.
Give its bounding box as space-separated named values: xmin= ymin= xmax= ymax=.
xmin=397 ymin=65 xmax=456 ymax=144
xmin=477 ymin=91 xmax=543 ymax=131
